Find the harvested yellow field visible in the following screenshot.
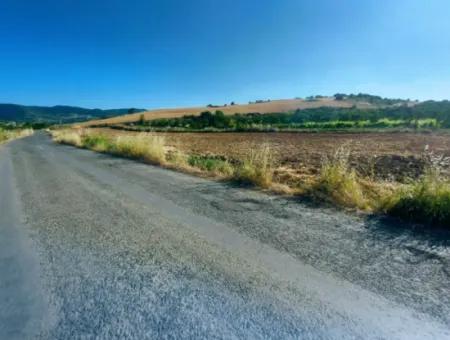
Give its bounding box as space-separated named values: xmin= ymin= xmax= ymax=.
xmin=78 ymin=98 xmax=357 ymax=127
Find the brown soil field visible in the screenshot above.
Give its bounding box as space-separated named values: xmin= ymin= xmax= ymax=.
xmin=79 ymin=98 xmax=359 ymax=127
xmin=90 ymin=128 xmax=450 ymax=184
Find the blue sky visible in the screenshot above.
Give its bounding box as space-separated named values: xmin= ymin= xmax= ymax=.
xmin=0 ymin=0 xmax=449 ymax=109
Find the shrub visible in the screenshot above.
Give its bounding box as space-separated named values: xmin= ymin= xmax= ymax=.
xmin=235 ymin=144 xmax=273 ymax=188
xmin=385 ymin=170 xmax=450 ymax=227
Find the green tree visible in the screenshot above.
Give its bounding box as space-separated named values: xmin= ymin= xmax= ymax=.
xmin=138 ymin=114 xmax=145 ymax=125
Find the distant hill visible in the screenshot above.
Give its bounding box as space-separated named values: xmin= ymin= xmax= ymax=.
xmin=78 ymin=97 xmax=362 ymax=127
xmin=78 ymin=94 xmax=422 ymax=128
xmin=0 ymin=104 xmax=146 ymax=123
xmin=0 ymin=94 xmax=420 ymax=126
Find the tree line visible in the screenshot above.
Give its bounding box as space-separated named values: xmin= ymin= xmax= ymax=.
xmin=138 ymin=100 xmax=450 ymax=130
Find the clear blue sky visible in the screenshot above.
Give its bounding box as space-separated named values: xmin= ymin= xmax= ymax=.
xmin=1 ymin=0 xmax=449 ymax=109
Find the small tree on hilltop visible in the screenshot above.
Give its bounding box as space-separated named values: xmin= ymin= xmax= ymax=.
xmin=334 ymin=93 xmax=346 ymax=101
xmin=138 ymin=114 xmax=145 ymax=125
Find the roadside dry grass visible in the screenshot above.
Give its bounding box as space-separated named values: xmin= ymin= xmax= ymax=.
xmin=309 ymin=146 xmax=369 ymax=210
xmin=235 ymin=144 xmax=273 ymax=188
xmin=52 ymin=129 xmax=166 ymax=166
xmin=115 ymin=135 xmax=166 ymax=165
xmin=0 ymin=129 xmax=34 ymax=144
xmin=52 ymin=129 xmax=276 ymax=185
xmin=51 ymin=128 xmax=450 ymax=228
xmin=52 ymin=130 xmax=82 ymax=146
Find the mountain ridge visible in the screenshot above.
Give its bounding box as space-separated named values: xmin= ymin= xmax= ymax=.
xmin=0 ymin=103 xmax=146 ymax=123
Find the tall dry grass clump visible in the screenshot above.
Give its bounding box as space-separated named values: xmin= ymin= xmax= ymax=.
xmin=312 ymin=146 xmax=369 ymax=210
xmin=112 ymin=134 xmax=166 ymax=165
xmin=235 ymin=144 xmax=273 ymax=188
xmin=52 ymin=129 xmax=83 ymax=146
xmin=166 ymin=149 xmax=188 ymax=168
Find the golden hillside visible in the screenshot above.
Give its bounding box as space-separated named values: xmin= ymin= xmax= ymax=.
xmin=78 ymin=98 xmax=357 ymax=127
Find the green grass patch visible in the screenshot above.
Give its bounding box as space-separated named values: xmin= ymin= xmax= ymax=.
xmin=81 ymin=134 xmax=113 ymax=152
xmin=188 ymin=154 xmax=234 ymax=176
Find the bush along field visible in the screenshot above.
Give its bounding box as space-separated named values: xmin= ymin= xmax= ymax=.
xmin=51 ymin=128 xmax=450 ymax=228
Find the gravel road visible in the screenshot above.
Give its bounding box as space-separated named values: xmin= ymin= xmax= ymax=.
xmin=1 ymin=132 xmax=449 ymax=339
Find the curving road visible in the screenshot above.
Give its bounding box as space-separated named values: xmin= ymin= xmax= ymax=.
xmin=1 ymin=132 xmax=449 ymax=339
